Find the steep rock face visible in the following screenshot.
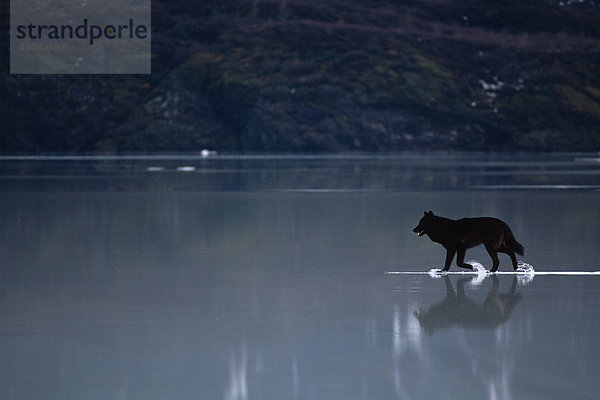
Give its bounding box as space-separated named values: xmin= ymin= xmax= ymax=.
xmin=2 ymin=0 xmax=600 ymax=152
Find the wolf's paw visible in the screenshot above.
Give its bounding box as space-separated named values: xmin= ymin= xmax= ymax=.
xmin=516 ymin=261 xmax=535 ymax=274
xmin=467 ymin=261 xmax=487 ymax=274
xmin=428 ymin=268 xmax=446 ymax=278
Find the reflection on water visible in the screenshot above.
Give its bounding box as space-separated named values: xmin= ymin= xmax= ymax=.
xmin=414 ymin=276 xmax=522 ymax=334
xmin=226 ymin=345 xmax=248 ymax=400
xmin=1 ymin=154 xmax=600 ymax=400
xmin=390 ymin=275 xmax=524 ymax=400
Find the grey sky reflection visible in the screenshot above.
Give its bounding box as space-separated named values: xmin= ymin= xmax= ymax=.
xmin=2 ymin=156 xmax=599 ymax=400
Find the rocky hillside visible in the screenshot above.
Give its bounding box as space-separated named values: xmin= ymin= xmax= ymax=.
xmin=2 ymin=0 xmax=600 ymax=152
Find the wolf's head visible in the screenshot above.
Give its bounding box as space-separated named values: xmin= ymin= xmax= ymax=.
xmin=413 ymin=211 xmax=434 ymax=237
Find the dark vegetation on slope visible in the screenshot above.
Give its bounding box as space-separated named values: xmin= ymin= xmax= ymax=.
xmin=2 ymin=0 xmax=600 ymax=152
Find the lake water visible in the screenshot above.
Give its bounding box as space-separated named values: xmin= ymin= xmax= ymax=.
xmin=1 ymin=153 xmax=599 ymax=400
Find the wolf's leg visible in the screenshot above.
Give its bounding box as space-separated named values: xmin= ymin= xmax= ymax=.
xmin=501 ymin=246 xmax=518 ymax=270
xmin=485 ymin=244 xmax=500 ymax=272
xmin=456 ymin=277 xmax=470 ymax=300
xmin=443 ymin=248 xmax=456 ymax=271
xmin=490 ymin=274 xmax=499 ymax=293
xmin=456 ymin=247 xmax=473 ymax=269
xmin=444 ymin=276 xmax=456 ymax=298
xmin=509 ymin=276 xmax=518 ymax=293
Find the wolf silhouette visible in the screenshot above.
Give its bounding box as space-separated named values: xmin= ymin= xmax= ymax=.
xmin=414 ymin=276 xmax=523 ymax=334
xmin=413 ymin=211 xmax=524 ymax=272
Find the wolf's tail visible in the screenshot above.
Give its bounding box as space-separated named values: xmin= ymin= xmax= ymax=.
xmin=505 ymin=229 xmax=524 ymax=256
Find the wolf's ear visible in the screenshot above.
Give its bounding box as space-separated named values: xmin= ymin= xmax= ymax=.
xmin=424 ymin=211 xmax=428 ymax=216
xmin=428 ymin=211 xmax=434 ymax=215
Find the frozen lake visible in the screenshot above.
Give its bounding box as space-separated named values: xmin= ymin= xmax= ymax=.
xmin=1 ymin=153 xmax=600 ymax=399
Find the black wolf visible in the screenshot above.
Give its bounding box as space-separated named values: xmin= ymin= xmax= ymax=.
xmin=412 ymin=211 xmax=524 ymax=272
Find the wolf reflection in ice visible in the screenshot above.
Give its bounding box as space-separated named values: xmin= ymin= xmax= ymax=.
xmin=414 ymin=276 xmax=522 ymax=334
